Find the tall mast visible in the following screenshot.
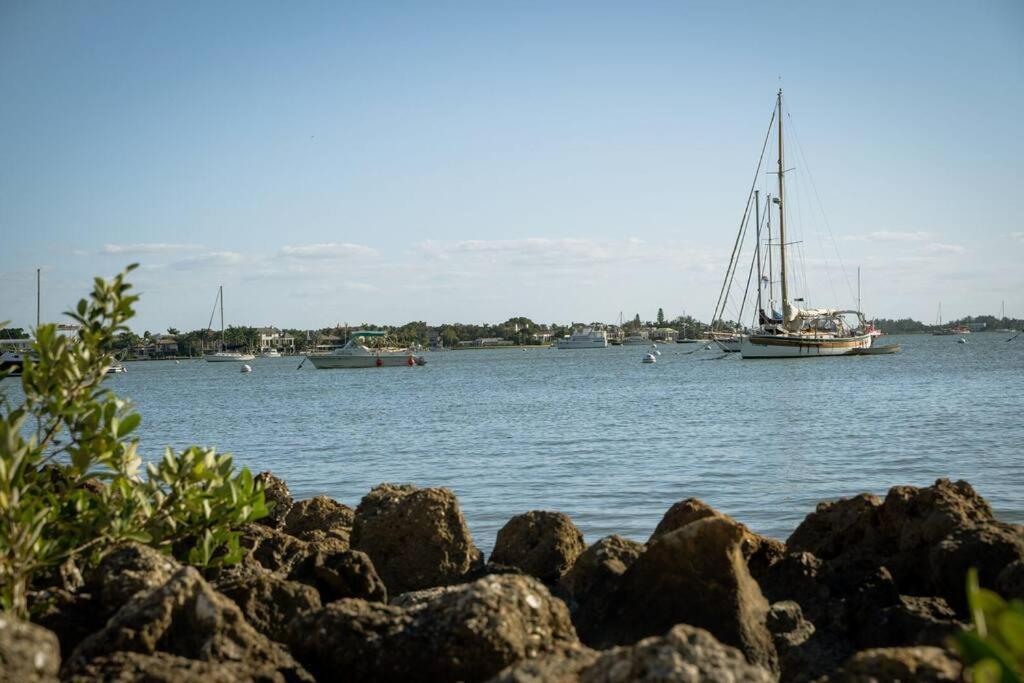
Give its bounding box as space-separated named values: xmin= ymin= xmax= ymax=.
xmin=776 ymin=89 xmax=790 ymax=322
xmin=766 ymin=193 xmax=774 ymax=307
xmin=220 ymin=285 xmax=225 ymax=351
xmin=754 ymin=190 xmax=763 ymax=317
xmin=857 ymin=267 xmax=861 ymax=313
xmin=36 ymin=268 xmax=41 ymax=329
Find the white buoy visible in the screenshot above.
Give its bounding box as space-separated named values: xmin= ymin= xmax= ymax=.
xmin=642 ymin=353 xmax=656 ymax=364
xmin=957 ymin=338 xmax=967 ymax=344
xmin=241 ymin=364 xmax=252 ymax=373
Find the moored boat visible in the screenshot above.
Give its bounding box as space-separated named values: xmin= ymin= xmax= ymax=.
xmin=555 ymin=327 xmax=609 ymax=349
xmin=306 ymin=331 xmax=425 ymax=369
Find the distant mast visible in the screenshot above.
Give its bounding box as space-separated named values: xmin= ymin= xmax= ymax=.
xmin=220 ymin=285 xmax=225 ymax=352
xmin=755 ymin=190 xmax=763 ymax=317
xmin=36 ymin=268 xmax=41 ymax=329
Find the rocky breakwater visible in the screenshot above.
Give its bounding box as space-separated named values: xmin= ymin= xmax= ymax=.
xmin=5 ymin=476 xmax=1021 ymax=682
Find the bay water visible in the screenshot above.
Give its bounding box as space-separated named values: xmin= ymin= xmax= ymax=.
xmin=20 ymin=333 xmax=1024 ymax=552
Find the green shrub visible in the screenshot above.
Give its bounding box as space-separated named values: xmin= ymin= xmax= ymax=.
xmin=952 ymin=567 xmax=1024 ymax=683
xmin=0 ymin=265 xmax=266 ymax=616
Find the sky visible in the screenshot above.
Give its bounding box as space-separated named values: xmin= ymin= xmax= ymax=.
xmin=1 ymin=1 xmax=1022 ymax=332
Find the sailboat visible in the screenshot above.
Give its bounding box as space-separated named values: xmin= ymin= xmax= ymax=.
xmin=205 ymin=286 xmax=255 ymax=362
xmin=931 ymin=302 xmax=969 ymax=336
xmin=739 ymin=91 xmax=873 ymax=359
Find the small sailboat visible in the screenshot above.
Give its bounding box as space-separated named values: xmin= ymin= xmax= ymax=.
xmin=205 ymin=286 xmax=255 ymax=362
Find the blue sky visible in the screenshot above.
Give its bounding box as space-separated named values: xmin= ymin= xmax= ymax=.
xmin=1 ymin=1 xmax=1021 ymax=331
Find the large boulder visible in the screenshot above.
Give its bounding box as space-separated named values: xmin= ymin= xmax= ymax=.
xmin=288 ymin=574 xmax=578 ymax=682
xmin=491 ymin=624 xmax=774 ymax=683
xmin=216 ymin=573 xmax=321 ymax=642
xmin=91 ymin=543 xmax=181 ymax=618
xmin=928 ymin=521 xmax=1024 ymax=610
xmin=787 ymin=493 xmax=884 ymax=561
xmin=29 ymin=588 xmax=100 ymax=660
xmin=0 ymin=615 xmax=60 ymax=682
xmin=606 ymin=516 xmax=778 ymax=672
xmin=556 ymin=535 xmax=643 ymax=644
xmin=827 ymin=646 xmax=962 ymax=682
xmin=851 ymin=595 xmax=963 ymax=649
xmin=237 ymin=523 xmax=311 ymax=575
xmin=490 ymin=511 xmax=586 ymax=584
xmin=351 ymin=483 xmax=482 ymax=594
xmin=287 ymin=549 xmax=387 ymax=603
xmin=284 ymin=494 xmax=354 ymax=551
xmin=650 ymin=498 xmax=785 ymax=579
xmin=64 ymin=567 xmax=313 ymax=682
xmin=255 ymin=471 xmax=293 ymax=529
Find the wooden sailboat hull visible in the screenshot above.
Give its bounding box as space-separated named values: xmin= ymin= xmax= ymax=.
xmin=740 ymin=333 xmax=872 ymax=359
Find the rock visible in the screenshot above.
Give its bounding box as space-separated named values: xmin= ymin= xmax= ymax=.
xmin=237 ymin=523 xmax=311 ymax=575
xmin=852 ymin=595 xmax=963 ymax=649
xmin=29 ymin=588 xmax=100 ymax=660
xmin=767 ymin=601 xmax=815 ymax=650
xmin=0 ymin=614 xmax=60 ymax=682
xmin=216 ymin=573 xmax=321 ymax=642
xmin=255 ymin=471 xmax=293 ymax=529
xmin=91 ymin=543 xmax=181 ymax=618
xmin=828 ymin=646 xmax=962 ymax=682
xmin=287 ymin=549 xmax=387 ymax=603
xmin=284 ymin=494 xmax=354 ymax=550
xmin=997 ymin=558 xmax=1024 ymax=600
xmin=758 ymin=551 xmax=828 ymax=622
xmin=351 ymin=483 xmax=482 ymax=594
xmin=65 ymin=567 xmax=313 ymax=682
xmin=288 ymin=574 xmax=578 ymax=682
xmin=389 ymin=585 xmax=461 ymax=609
xmin=650 ymin=498 xmax=785 ymax=580
xmin=787 ymin=493 xmax=884 ymax=561
xmin=556 ymin=535 xmax=643 ymax=644
xmin=488 ymin=646 xmax=600 ymax=683
xmin=928 ymin=521 xmax=1024 ymax=610
xmin=606 ymin=516 xmax=778 ymax=672
xmin=583 ymin=624 xmax=774 ymax=683
xmin=490 ymin=511 xmax=586 ymax=584
xmin=63 ymin=651 xmax=253 ymax=682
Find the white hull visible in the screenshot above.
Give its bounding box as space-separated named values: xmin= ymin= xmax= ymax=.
xmin=740 ymin=333 xmax=872 ymax=359
xmin=206 ymin=352 xmax=256 ymax=362
xmin=713 ymin=337 xmax=742 ymax=353
xmin=307 ymin=353 xmax=423 ymax=369
xmin=555 ymin=339 xmax=608 ymax=349
xmin=621 ymin=337 xmax=650 ymax=346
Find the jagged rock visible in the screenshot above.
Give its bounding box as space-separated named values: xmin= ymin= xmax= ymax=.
xmin=487 ymin=646 xmax=600 ymax=683
xmin=827 ymin=646 xmax=961 ymax=682
xmin=767 ymin=601 xmax=815 ymax=649
xmin=605 ymin=516 xmax=778 ymax=672
xmin=787 ymin=493 xmax=884 ymax=561
xmin=64 ymin=651 xmax=253 ymax=682
xmin=928 ymin=521 xmax=1024 ymax=610
xmin=556 ymin=535 xmax=643 ymax=644
xmin=590 ymin=624 xmax=773 ymax=682
xmin=287 ymin=549 xmax=387 ymax=603
xmin=284 ymin=494 xmax=354 ymax=550
xmin=216 ymin=573 xmax=321 ymax=642
xmin=389 ymin=585 xmax=462 ymax=609
xmin=288 ymin=574 xmax=578 ymax=682
xmin=490 ymin=511 xmax=586 ymax=584
xmin=351 ymin=483 xmax=482 ymax=594
xmin=852 ymin=595 xmax=963 ymax=649
xmin=649 ymin=498 xmax=786 ymax=579
xmin=758 ymin=551 xmax=828 ymax=622
xmin=997 ymin=558 xmax=1024 ymax=600
xmin=64 ymin=567 xmax=313 ymax=682
xmin=237 ymin=523 xmax=311 ymax=575
xmin=91 ymin=543 xmax=181 ymax=618
xmin=255 ymin=471 xmax=293 ymax=529
xmin=0 ymin=614 xmax=60 ymax=682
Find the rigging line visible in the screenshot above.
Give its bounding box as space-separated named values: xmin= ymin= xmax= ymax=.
xmin=787 ymin=112 xmax=857 ymax=304
xmin=206 ymin=289 xmax=219 ymax=334
xmin=712 ymin=103 xmax=777 ymax=327
xmin=725 ymin=207 xmax=754 ymax=326
xmin=737 ymin=225 xmax=760 ymax=328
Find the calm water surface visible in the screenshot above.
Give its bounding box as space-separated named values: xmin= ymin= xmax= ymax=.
xmin=40 ymin=334 xmax=1024 ymax=551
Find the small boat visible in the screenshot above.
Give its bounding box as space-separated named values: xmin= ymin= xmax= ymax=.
xmin=306 ymin=331 xmax=425 ymax=369
xmin=106 ymin=362 xmax=128 ymax=373
xmin=957 ymin=338 xmax=968 ymax=345
xmin=205 ymin=286 xmax=255 ymax=362
xmin=261 ymin=348 xmax=282 ymax=358
xmin=622 ymin=332 xmax=651 ymax=346
xmin=642 ymin=353 xmax=657 ymax=364
xmin=852 ymin=344 xmax=901 ymax=355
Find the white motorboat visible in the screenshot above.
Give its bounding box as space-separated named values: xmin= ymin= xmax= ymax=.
xmin=306 ymin=331 xmax=425 ymax=369
xmin=261 ymin=348 xmax=282 ymax=358
xmin=621 ymin=333 xmax=650 ymax=346
xmin=555 ymin=327 xmax=609 ymax=349
xmin=205 ymin=286 xmax=255 ymax=362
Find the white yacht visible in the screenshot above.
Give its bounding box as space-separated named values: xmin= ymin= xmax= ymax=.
xmin=621 ymin=332 xmax=650 ymax=346
xmin=555 ymin=327 xmax=609 ymax=349
xmin=306 ymin=331 xmax=425 ymax=369
xmin=261 ymin=348 xmax=282 ymax=358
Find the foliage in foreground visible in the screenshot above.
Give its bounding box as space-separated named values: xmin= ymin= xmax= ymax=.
xmin=952 ymin=568 xmax=1024 ymax=682
xmin=0 ymin=265 xmax=266 ymax=616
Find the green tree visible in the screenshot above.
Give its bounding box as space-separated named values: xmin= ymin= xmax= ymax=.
xmin=0 ymin=265 xmax=266 ymax=616
xmin=657 ymin=308 xmax=665 ymax=326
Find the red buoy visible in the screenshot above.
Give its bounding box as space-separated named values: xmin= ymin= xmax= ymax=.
xmin=407 ymin=355 xmax=414 ymax=366
xmin=375 ymin=357 xmax=383 ymax=367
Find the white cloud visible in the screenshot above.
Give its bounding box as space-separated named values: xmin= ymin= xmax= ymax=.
xmin=922 ymin=242 xmax=965 ymax=255
xmin=844 ymin=231 xmax=932 ymax=242
xmin=170 ymin=251 xmax=247 ymax=270
xmin=415 ymin=237 xmax=649 ymax=265
xmin=102 ymin=243 xmax=205 ymax=255
xmin=1009 ymin=232 xmax=1024 ymax=242
xmin=279 ymin=243 xmax=377 ymax=259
